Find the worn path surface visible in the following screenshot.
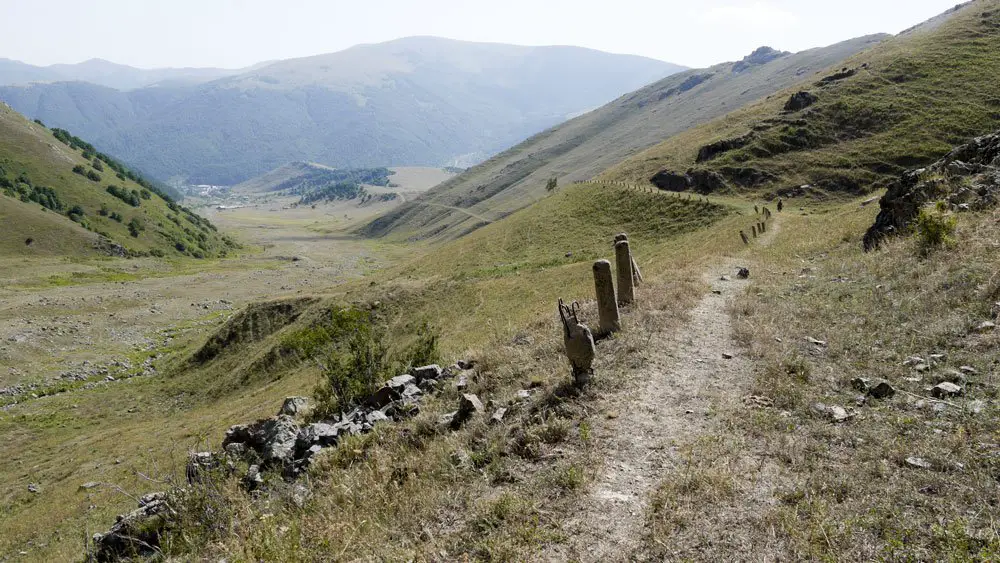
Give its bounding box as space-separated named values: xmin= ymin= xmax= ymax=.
xmin=549 ymin=217 xmax=779 ymax=562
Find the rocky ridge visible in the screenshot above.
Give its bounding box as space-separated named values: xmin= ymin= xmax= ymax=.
xmin=864 ymin=130 xmax=1000 ymax=250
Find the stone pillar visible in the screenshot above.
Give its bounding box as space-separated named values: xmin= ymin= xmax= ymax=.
xmin=740 ymin=231 xmax=749 ymax=245
xmin=760 ymin=221 xmax=766 ymax=233
xmin=615 ymin=241 xmax=634 ymax=305
xmin=593 ymin=260 xmax=620 ymax=336
xmin=752 ymin=225 xmax=757 ymax=238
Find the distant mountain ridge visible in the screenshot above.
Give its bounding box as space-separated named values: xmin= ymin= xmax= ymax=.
xmin=0 ymin=37 xmax=685 ymax=185
xmin=362 ymin=34 xmax=886 ymax=241
xmin=0 ymin=58 xmax=255 ymax=90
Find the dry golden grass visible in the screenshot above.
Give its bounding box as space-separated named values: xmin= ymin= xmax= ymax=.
xmin=642 ymin=199 xmax=1000 ymax=560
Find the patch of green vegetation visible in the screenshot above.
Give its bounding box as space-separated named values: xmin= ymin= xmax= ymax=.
xmin=0 ymin=106 xmax=236 ymax=259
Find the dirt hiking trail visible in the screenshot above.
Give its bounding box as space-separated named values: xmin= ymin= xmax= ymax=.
xmin=549 ymin=216 xmax=779 ymax=562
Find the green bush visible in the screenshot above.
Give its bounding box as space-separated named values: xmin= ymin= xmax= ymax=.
xmin=916 ymin=201 xmax=957 ymax=250
xmin=127 ymin=217 xmax=145 ymax=238
xmin=86 ymin=170 xmax=101 ymax=182
xmin=312 ymin=312 xmax=441 ymax=419
xmin=313 ymin=321 xmax=390 ymax=419
xmin=67 ymin=205 xmax=85 ymax=223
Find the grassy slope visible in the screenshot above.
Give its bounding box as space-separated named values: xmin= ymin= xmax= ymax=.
xmin=0 ymin=103 xmax=234 ymax=258
xmin=638 ymin=197 xmax=1000 ymax=560
xmin=0 ymin=196 xmax=98 ymax=257
xmin=0 ymin=183 xmax=738 ymax=560
xmin=362 ymin=34 xmax=884 ymax=242
xmin=604 ymin=1 xmax=1000 ymax=195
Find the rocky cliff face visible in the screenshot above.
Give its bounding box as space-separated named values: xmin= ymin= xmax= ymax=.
xmin=864 ymin=131 xmax=1000 ymax=250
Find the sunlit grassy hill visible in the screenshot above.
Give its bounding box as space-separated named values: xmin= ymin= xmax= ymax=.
xmin=0 ymin=103 xmax=236 ymax=258
xmin=603 ymin=1 xmax=1000 ymax=196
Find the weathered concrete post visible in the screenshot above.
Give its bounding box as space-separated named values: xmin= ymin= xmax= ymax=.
xmin=760 ymin=221 xmax=767 ymax=233
xmin=614 ymin=240 xmax=635 ymax=305
xmin=740 ymin=230 xmax=749 ymax=245
xmin=614 ymin=233 xmax=643 ymax=286
xmin=592 ymin=260 xmax=620 ymax=336
xmin=559 ymin=299 xmax=595 ymax=386
xmin=752 ymin=225 xmax=757 ymax=238
xmin=755 ymin=205 xmax=759 ymax=214
xmin=777 ymin=198 xmax=784 ymax=212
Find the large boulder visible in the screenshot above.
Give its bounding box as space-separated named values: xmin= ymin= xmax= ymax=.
xmin=784 ymin=91 xmax=818 ymax=112
xmin=222 ymin=415 xmax=300 ymax=465
xmin=650 ymin=170 xmax=691 ymax=192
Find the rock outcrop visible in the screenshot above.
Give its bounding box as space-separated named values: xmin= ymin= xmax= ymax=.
xmin=784 ymin=91 xmax=818 ymax=112
xmin=864 ymin=131 xmax=1000 ymax=250
xmin=90 ymin=492 xmax=175 ymax=562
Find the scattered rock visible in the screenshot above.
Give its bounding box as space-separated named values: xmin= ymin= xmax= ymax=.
xmin=455 ymin=375 xmax=469 ymax=390
xmin=977 ymin=321 xmax=996 ymax=332
xmin=243 ymin=465 xmax=264 ymax=490
xmin=914 ymin=363 xmax=931 ymax=373
xmin=79 ymin=481 xmax=100 ymax=491
xmin=905 ymin=456 xmax=932 ymax=470
xmin=812 ymin=403 xmax=853 ymax=423
xmin=411 ymin=364 xmax=443 ymax=381
xmin=737 ymin=267 xmax=750 ymax=279
xmin=959 ymin=365 xmax=978 ymax=375
xmin=722 ymin=352 xmax=733 ymax=359
xmin=935 ymin=369 xmax=967 ymax=386
xmin=868 ymin=380 xmax=896 ymax=399
xmin=386 ymin=374 xmax=416 ymax=390
xmin=490 ymin=407 xmax=508 ymax=425
xmin=516 ymin=389 xmax=531 ymax=401
xmin=27 ymin=483 xmax=39 ymax=493
xmin=458 ymin=394 xmax=484 ymax=418
xmin=456 ymin=359 xmax=476 ymax=370
xmin=851 ymin=377 xmax=871 ymax=392
xmin=296 ymin=422 xmax=340 ymax=452
xmin=931 ymin=381 xmax=963 ymax=398
xmin=365 ymin=385 xmax=397 ymax=409
xmin=223 ymin=415 xmax=300 ymax=464
xmin=401 ymin=383 xmax=423 ymax=400
xmin=806 ymin=336 xmax=827 ymax=347
xmin=278 ymin=396 xmax=310 ymax=417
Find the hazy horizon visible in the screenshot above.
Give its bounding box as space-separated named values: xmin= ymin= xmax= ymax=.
xmin=1 ymin=0 xmax=961 ymax=70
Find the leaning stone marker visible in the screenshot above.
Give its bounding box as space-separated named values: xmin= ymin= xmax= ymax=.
xmin=615 ymin=241 xmax=635 ymax=305
xmin=559 ymin=299 xmax=596 ymax=386
xmin=592 ymin=259 xmax=621 ymax=336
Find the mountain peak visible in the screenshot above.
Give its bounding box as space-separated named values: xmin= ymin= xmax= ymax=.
xmin=732 ymin=46 xmax=790 ymax=73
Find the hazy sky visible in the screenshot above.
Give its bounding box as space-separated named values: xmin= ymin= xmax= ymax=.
xmin=1 ymin=0 xmax=961 ymax=69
